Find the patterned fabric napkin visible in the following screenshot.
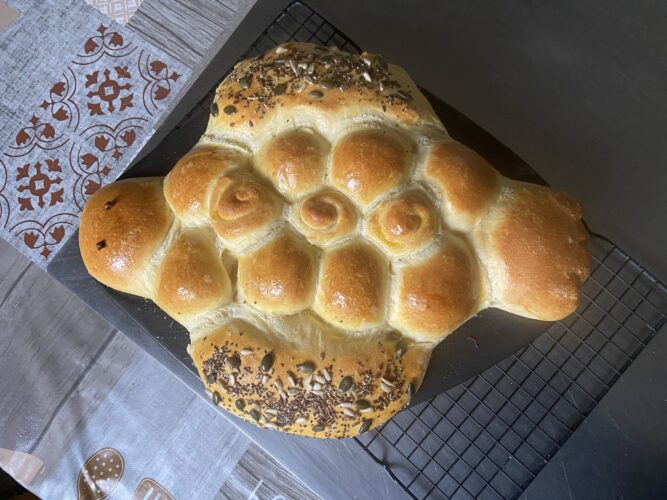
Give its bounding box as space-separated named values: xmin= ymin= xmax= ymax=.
xmin=0 ymin=0 xmax=189 ymax=267
xmin=84 ymin=0 xmax=143 ymax=25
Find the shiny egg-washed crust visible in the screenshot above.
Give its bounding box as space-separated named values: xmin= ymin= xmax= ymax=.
xmin=155 ymin=228 xmax=233 ymax=323
xmin=79 ymin=178 xmax=173 ymax=296
xmin=79 ymin=42 xmax=590 ymax=438
xmin=190 ymin=320 xmax=430 ymax=438
xmin=473 ymin=184 xmax=589 ymax=320
xmin=164 ymin=146 xmax=246 ymax=224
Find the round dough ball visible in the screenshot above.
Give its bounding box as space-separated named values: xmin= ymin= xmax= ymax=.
xmin=257 ymin=129 xmax=329 ymax=200
xmin=331 ymin=129 xmax=412 ymax=206
xmin=155 ymin=228 xmax=232 ymax=324
xmin=391 ymin=238 xmax=480 ymax=340
xmin=314 ymin=241 xmax=389 ymax=330
xmin=238 ymin=231 xmax=317 ymax=315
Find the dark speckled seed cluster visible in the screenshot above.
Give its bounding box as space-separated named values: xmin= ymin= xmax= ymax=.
xmin=210 ymin=43 xmax=413 ymax=128
xmin=201 ymin=334 xmax=416 ymax=437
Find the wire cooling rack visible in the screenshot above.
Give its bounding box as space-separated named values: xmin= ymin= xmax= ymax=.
xmin=356 ymin=234 xmax=667 ymax=499
xmin=218 ymin=3 xmax=667 ymax=498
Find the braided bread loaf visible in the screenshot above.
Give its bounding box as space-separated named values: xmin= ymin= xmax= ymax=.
xmin=79 ymin=42 xmax=590 ymax=438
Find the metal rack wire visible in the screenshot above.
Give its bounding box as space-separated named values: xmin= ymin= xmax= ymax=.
xmin=231 ymin=3 xmax=667 ymax=498
xmin=356 ymin=234 xmax=667 ymax=499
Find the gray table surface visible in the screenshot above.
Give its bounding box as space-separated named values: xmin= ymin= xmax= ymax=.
xmin=3 ymin=0 xmax=666 ymax=498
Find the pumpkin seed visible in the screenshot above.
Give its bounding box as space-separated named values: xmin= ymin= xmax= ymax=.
xmin=235 ymin=399 xmax=245 ymax=411
xmin=227 ymin=356 xmax=241 ymax=370
xmin=407 ymin=383 xmax=415 ymax=397
xmin=211 ymin=391 xmax=220 ymax=405
xmin=320 ymin=79 xmax=335 ymax=89
xmin=312 ymin=424 xmax=325 ymax=432
xmin=273 ymin=83 xmax=287 ymax=96
xmin=338 ymin=376 xmax=354 ymax=394
xmin=250 ymin=409 xmax=261 ymax=421
xmin=239 ymin=76 xmax=251 ymax=89
xmin=260 ymin=351 xmax=274 ymax=372
xmin=206 ymin=372 xmax=216 ymax=384
xmin=358 ymin=419 xmax=373 ymax=434
xmin=309 ymin=89 xmax=323 ymax=99
xmin=210 ymin=102 xmax=219 ymax=117
xmin=297 ymin=362 xmax=315 ymax=373
xmin=355 ymin=399 xmax=371 ymax=411
xmin=223 ymin=105 xmax=236 ymax=115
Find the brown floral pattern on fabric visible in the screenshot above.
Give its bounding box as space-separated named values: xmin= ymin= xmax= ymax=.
xmin=0 ymin=23 xmax=187 ymax=264
xmin=16 ymin=159 xmax=64 ymax=211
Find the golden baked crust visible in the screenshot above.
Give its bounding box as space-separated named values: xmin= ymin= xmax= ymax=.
xmin=208 ymin=171 xmax=282 ymax=247
xmin=366 ymin=191 xmax=437 ymax=256
xmin=79 ymin=42 xmax=590 ymax=438
xmin=238 ymin=231 xmax=317 ymax=315
xmin=155 ymin=228 xmax=232 ymax=324
xmin=79 ymin=178 xmax=172 ymax=296
xmin=314 ymin=241 xmax=388 ymax=330
xmin=424 ymin=141 xmax=499 ymax=231
xmin=206 ymin=42 xmax=442 ymax=140
xmin=291 ymin=189 xmax=358 ymax=246
xmin=164 ymin=146 xmax=245 ymax=224
xmin=190 ymin=320 xmax=430 ymax=438
xmin=391 ymin=238 xmax=481 ymax=340
xmin=474 ymin=184 xmax=589 ymax=320
xmin=331 ymin=129 xmax=412 ymax=206
xmin=256 ymin=129 xmax=329 ymax=199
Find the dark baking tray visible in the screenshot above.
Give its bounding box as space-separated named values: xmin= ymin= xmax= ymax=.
xmin=47 ymin=4 xmax=559 ymax=408
xmin=49 ymin=71 xmax=553 ymax=406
